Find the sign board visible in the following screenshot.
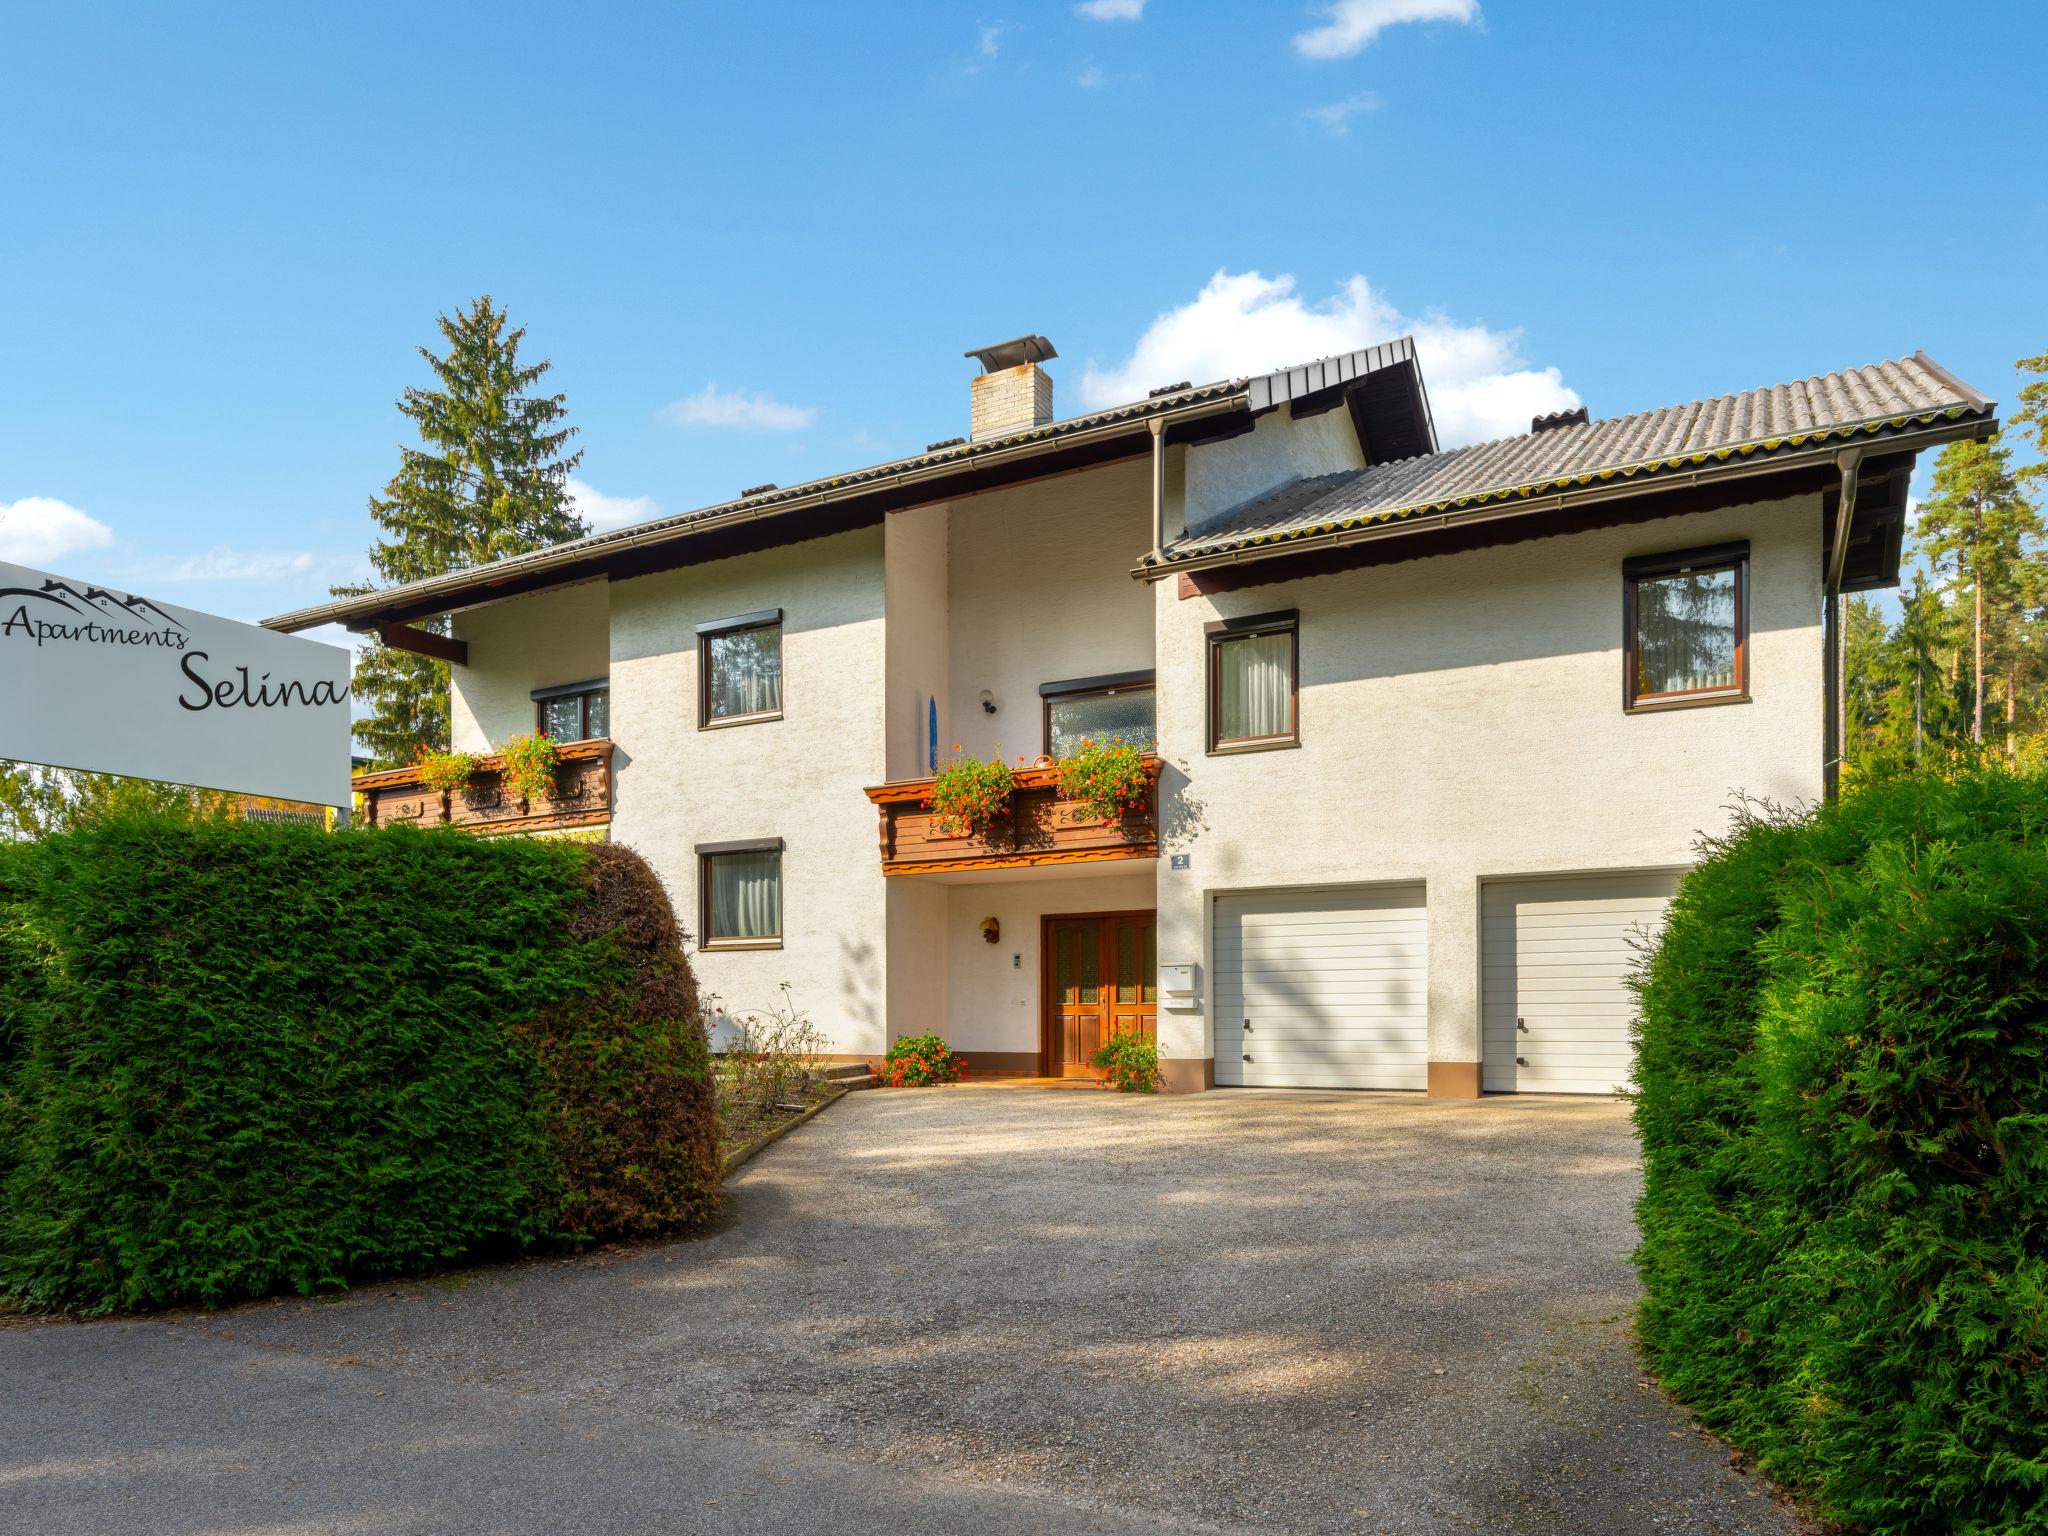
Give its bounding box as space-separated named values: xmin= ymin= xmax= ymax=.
xmin=0 ymin=561 xmax=352 ymax=807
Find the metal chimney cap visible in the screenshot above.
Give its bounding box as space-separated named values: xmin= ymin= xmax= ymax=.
xmin=965 ymin=334 xmax=1057 ymax=373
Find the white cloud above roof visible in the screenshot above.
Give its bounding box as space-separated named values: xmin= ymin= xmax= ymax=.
xmin=1078 ymin=269 xmax=1578 ymax=448
xmin=1293 ymin=0 xmax=1479 ymax=60
xmin=0 ymin=495 xmax=115 ymax=566
xmin=1076 ymin=0 xmax=1146 ymax=19
xmin=659 ymin=385 xmax=817 ymax=432
xmin=569 ymin=478 xmax=661 ymax=531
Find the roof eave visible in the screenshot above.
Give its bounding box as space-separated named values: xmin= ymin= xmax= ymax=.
xmin=265 ymin=387 xmax=1252 ymax=634
xmin=1133 ymin=409 xmax=1997 ymax=582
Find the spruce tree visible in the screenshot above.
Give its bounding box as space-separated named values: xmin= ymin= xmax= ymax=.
xmin=341 ymin=296 xmax=587 ymax=767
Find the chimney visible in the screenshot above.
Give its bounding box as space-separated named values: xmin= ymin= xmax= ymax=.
xmin=965 ymin=334 xmax=1057 ymax=440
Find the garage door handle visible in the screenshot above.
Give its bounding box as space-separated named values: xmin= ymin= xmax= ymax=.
xmin=1243 ymin=1054 xmax=1252 ymax=1062
xmin=1516 ymin=1056 xmax=1529 ymax=1067
xmin=1516 ymin=1017 xmax=1528 ymax=1032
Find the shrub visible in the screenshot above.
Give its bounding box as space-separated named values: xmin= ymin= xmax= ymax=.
xmin=1055 ymin=737 xmax=1152 ymax=824
xmin=715 ymin=984 xmax=827 ymax=1123
xmin=927 ymin=748 xmax=1014 ymax=837
xmin=1090 ymin=1030 xmax=1161 ymax=1093
xmin=413 ymin=746 xmax=478 ymax=795
xmin=875 ymin=1032 xmax=966 ymax=1087
xmin=0 ymin=818 xmax=717 ymax=1312
xmin=498 ymin=730 xmax=561 ymax=805
xmin=1633 ymin=770 xmax=2048 ymax=1534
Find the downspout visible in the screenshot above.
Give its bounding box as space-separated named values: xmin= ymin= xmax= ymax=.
xmin=1149 ymin=417 xmax=1168 ymax=558
xmin=1822 ymin=448 xmax=1864 ymax=800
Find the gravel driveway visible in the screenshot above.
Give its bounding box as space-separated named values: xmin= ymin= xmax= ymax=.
xmin=1 ymin=1085 xmax=1810 ymax=1535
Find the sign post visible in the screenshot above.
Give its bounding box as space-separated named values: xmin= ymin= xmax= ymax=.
xmin=0 ymin=561 xmax=352 ymax=808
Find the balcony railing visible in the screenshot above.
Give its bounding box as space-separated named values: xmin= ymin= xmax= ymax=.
xmin=353 ymin=739 xmax=614 ymax=837
xmin=863 ymin=757 xmax=1161 ymax=875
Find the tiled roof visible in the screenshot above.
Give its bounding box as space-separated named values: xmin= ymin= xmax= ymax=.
xmin=264 ymin=341 xmax=1432 ymax=634
xmin=1152 ymin=353 xmax=1994 ymax=567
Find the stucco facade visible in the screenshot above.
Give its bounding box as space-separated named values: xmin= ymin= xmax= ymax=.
xmin=432 ymin=401 xmax=1837 ymax=1091
xmin=605 ymin=528 xmax=890 ymax=1052
xmin=1150 ymin=494 xmax=1824 ymax=1085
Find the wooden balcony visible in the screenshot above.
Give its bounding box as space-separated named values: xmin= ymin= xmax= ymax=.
xmin=864 ymin=757 xmax=1162 ymax=876
xmin=353 ymin=739 xmax=614 ymax=838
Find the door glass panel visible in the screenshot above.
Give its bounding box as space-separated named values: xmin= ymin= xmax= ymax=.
xmin=1116 ymin=925 xmax=1139 ymax=1004
xmin=1142 ymin=924 xmax=1157 ymax=1003
xmin=1076 ymin=923 xmax=1100 ymax=1004
xmin=543 ymin=695 xmax=583 ymax=740
xmin=1048 ymin=687 xmax=1154 ymax=758
xmin=1055 ymin=926 xmax=1076 ymax=1004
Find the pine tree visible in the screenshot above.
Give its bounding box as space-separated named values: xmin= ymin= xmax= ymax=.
xmin=341 ymin=296 xmax=587 ymax=767
xmin=2011 ymin=348 xmax=2048 ymax=499
xmin=1914 ymin=436 xmax=2036 ymax=746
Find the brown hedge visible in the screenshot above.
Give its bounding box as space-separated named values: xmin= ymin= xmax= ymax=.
xmin=533 ymin=843 xmax=721 ymax=1237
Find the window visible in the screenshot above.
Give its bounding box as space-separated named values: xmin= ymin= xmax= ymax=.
xmin=1041 ymin=671 xmax=1155 ymax=758
xmin=698 ymin=839 xmax=783 ymax=948
xmin=1206 ymin=611 xmax=1298 ymax=752
xmin=1623 ymin=543 xmax=1749 ymax=710
xmin=532 ymin=679 xmax=609 ymax=741
xmin=698 ymin=609 xmax=783 ymax=727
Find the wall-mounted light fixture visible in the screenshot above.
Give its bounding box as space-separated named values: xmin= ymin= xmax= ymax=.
xmin=979 ymin=689 xmax=997 ymax=715
xmin=980 ymin=916 xmax=1001 ymax=944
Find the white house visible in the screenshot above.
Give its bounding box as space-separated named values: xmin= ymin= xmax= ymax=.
xmin=273 ymin=337 xmax=1997 ymax=1095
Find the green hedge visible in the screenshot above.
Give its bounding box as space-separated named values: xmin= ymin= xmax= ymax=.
xmin=1634 ymin=770 xmax=2048 ymax=1534
xmin=0 ymin=818 xmax=717 ymax=1312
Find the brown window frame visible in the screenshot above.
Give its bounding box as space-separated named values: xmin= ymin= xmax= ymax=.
xmin=1205 ymin=610 xmax=1299 ymax=754
xmin=531 ymin=678 xmax=609 ymax=742
xmin=696 ymin=837 xmax=784 ymax=951
xmin=1622 ymin=542 xmax=1750 ymax=713
xmin=697 ymin=609 xmax=784 ymax=730
xmin=1039 ymin=669 xmax=1156 ymax=757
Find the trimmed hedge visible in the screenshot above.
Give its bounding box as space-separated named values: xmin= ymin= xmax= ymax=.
xmin=1634 ymin=771 xmax=2048 ymax=1534
xmin=0 ymin=819 xmax=716 ymax=1312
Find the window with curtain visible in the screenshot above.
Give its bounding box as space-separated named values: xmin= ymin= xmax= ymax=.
xmin=535 ymin=684 xmax=608 ymax=741
xmin=1209 ymin=615 xmax=1297 ymax=749
xmin=1045 ymin=682 xmax=1154 ymax=757
xmin=702 ymin=617 xmax=782 ymax=724
xmin=1626 ymin=546 xmax=1747 ymax=706
xmin=701 ymin=846 xmax=782 ymax=945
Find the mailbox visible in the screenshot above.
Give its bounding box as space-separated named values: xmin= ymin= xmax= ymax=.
xmin=1159 ymin=961 xmax=1200 ymax=1011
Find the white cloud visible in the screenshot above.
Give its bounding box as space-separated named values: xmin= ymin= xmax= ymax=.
xmin=1078 ymin=269 xmax=1578 ymax=447
xmin=1301 ymin=91 xmax=1383 ymax=135
xmin=1077 ymin=64 xmax=1107 ymax=88
xmin=979 ymin=22 xmax=1008 ymax=56
xmin=569 ymin=477 xmax=661 ymax=532
xmin=128 ymin=546 xmax=354 ymax=583
xmin=0 ymin=495 xmax=115 ymax=566
xmin=659 ymin=385 xmax=816 ymax=433
xmin=1076 ymin=0 xmax=1145 ymax=19
xmin=1293 ymin=0 xmax=1480 ymax=59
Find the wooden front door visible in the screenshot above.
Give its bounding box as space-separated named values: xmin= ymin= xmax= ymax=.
xmin=1045 ymin=911 xmax=1156 ymax=1077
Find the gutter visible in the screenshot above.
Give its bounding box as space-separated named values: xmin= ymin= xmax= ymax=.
xmin=266 ymin=392 xmax=1249 ymax=635
xmin=1131 ymin=416 xmax=1993 ymax=583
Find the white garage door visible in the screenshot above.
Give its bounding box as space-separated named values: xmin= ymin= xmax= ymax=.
xmin=1481 ymin=871 xmax=1681 ymax=1095
xmin=1213 ymin=884 xmax=1428 ymax=1090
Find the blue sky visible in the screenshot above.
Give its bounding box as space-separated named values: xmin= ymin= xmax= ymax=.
xmin=4 ymin=1 xmax=2044 ymax=633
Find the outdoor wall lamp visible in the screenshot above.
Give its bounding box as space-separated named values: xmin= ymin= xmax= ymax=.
xmin=981 ymin=916 xmax=1000 ymax=944
xmin=979 ymin=689 xmax=996 ymax=714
